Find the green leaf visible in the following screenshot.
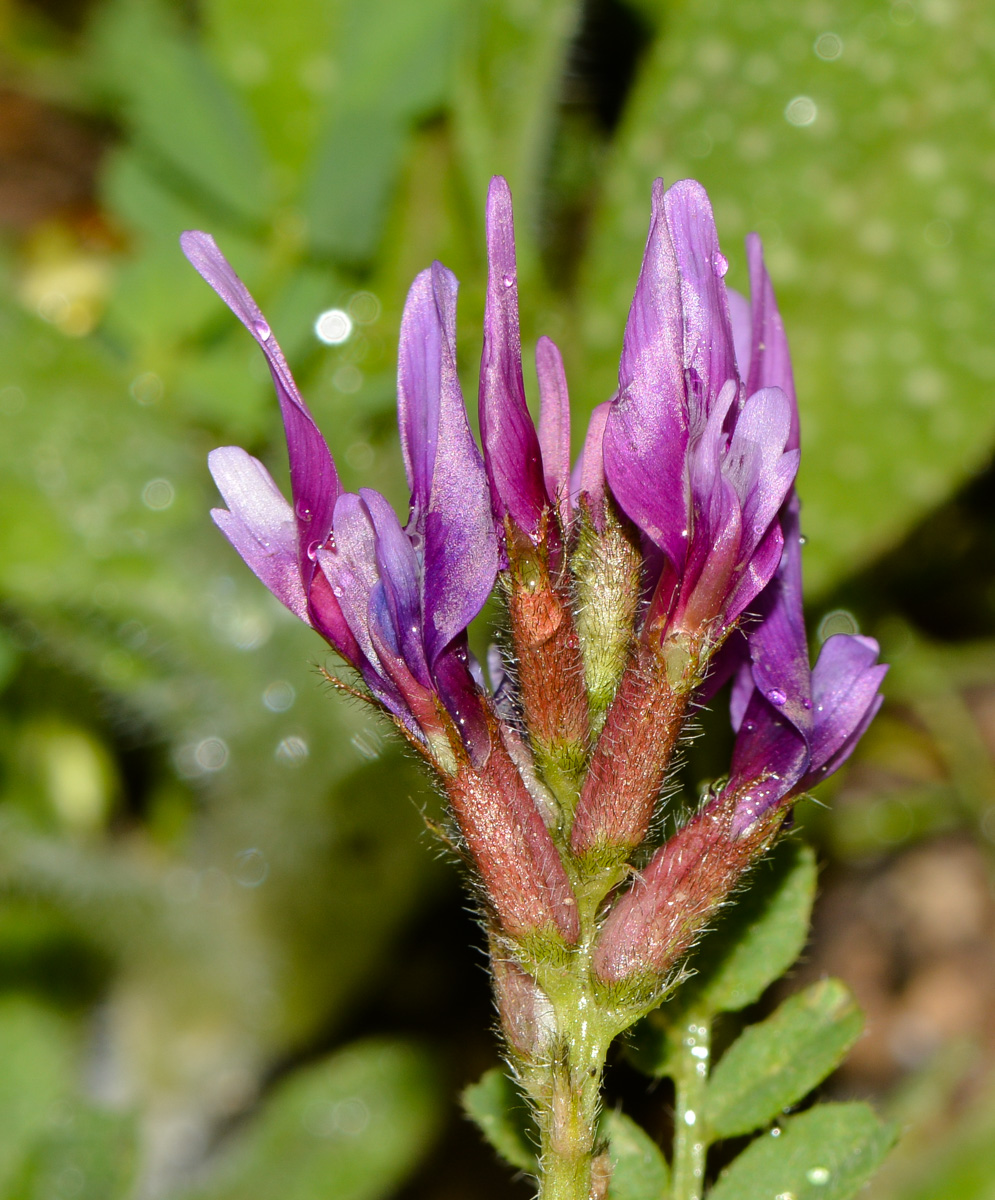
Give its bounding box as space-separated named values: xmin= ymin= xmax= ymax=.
xmin=87 ymin=0 xmax=272 ymax=228
xmin=692 ymin=840 xmax=817 ymax=1016
xmin=462 ymin=1067 xmax=538 ymax=1174
xmin=708 ymin=1103 xmax=897 ymax=1200
xmin=0 ymin=997 xmax=75 ymax=1192
xmin=579 ymin=0 xmax=995 ymax=594
xmin=6 ymin=1107 xmax=138 ymax=1200
xmin=183 ymin=1039 xmax=442 ymax=1200
xmin=706 ymin=979 xmax=864 ymax=1139
xmin=303 ymin=0 xmax=462 ymax=263
xmin=602 ymin=1110 xmax=669 ymax=1200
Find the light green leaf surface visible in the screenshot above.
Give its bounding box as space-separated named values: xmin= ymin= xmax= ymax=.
xmin=462 ymin=1067 xmax=538 ymax=1174
xmin=706 ymin=979 xmax=863 ymax=1139
xmin=5 ymin=1107 xmax=138 ymax=1200
xmin=0 ymin=998 xmax=75 ymax=1193
xmin=708 ymin=1103 xmax=896 ymax=1200
xmin=603 ymin=1109 xmax=670 ymax=1200
xmin=87 ymin=0 xmax=272 ymax=228
xmin=580 ymin=0 xmax=995 ymax=594
xmin=183 ymin=1039 xmax=442 ymax=1200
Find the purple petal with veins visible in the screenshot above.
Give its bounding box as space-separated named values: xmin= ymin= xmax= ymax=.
xmin=397 ymin=262 xmax=498 ymax=665
xmin=478 ymin=176 xmax=547 ymax=535
xmin=604 ymin=179 xmax=689 ymax=568
xmin=663 ymin=180 xmax=738 ymax=427
xmin=805 ymin=635 xmax=888 ymax=777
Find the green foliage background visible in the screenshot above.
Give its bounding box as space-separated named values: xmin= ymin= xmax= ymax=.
xmin=0 ymin=0 xmax=994 ymax=1195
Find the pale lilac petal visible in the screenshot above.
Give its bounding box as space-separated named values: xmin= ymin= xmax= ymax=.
xmin=181 ymin=232 xmax=341 ymax=559
xmin=663 ymin=180 xmax=739 ymax=427
xmin=536 ymin=335 xmax=571 ymax=526
xmin=397 ymin=263 xmax=499 ymax=665
xmin=478 ymin=176 xmax=546 ymax=535
xmin=745 ymin=234 xmax=798 ymax=452
xmin=806 ymin=635 xmax=888 ymax=775
xmin=727 ymin=287 xmax=752 ymax=379
xmin=320 ymin=493 xmax=380 ymax=668
xmin=571 ymin=400 xmax=612 ymax=519
xmin=208 ymin=446 xmax=308 ymax=623
xmin=723 ymin=386 xmax=797 ymax=564
xmin=604 ymin=179 xmax=689 ymax=567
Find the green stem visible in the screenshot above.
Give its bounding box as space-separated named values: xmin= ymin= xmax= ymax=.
xmin=672 ymin=1013 xmax=711 ymax=1200
xmin=534 ymin=1053 xmax=604 ymax=1200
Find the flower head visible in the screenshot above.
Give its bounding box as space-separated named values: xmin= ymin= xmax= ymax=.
xmin=604 ymin=180 xmax=799 ymax=642
xmin=181 ymin=234 xmax=498 ymax=764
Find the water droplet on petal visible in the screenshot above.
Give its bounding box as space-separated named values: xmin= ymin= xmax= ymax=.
xmin=306 ymin=540 xmax=321 ymax=561
xmin=502 ymin=274 xmax=514 ymax=288
xmin=253 ymin=318 xmax=272 ymax=341
xmin=296 ymin=501 xmax=312 ymax=522
xmin=802 ymin=697 xmax=812 ymax=710
xmin=332 ymin=585 xmax=344 ymax=598
xmin=768 ymin=688 xmax=787 ymax=706
xmin=743 ymin=720 xmax=755 ymax=732
xmin=712 ymin=252 xmax=729 ymax=278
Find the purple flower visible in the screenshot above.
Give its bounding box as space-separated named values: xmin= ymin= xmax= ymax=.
xmin=603 ymin=180 xmax=799 ymax=641
xmin=181 ymin=233 xmax=498 ymax=762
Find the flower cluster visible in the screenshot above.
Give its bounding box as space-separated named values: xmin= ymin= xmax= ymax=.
xmin=183 ymin=175 xmax=885 ymax=1009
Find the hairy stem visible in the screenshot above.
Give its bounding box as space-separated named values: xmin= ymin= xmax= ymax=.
xmin=672 ymin=1012 xmax=711 ymax=1200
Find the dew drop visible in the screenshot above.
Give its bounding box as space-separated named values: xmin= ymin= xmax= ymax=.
xmin=768 ymin=688 xmax=787 ymax=706
xmin=253 ymin=318 xmax=272 ymax=341
xmin=712 ymin=252 xmax=729 ymax=277
xmin=332 ymin=585 xmax=344 ymax=598
xmin=502 ymin=274 xmax=515 ymax=289
xmin=306 ymin=540 xmax=321 ymax=561
xmin=802 ymin=697 xmax=812 ymax=710
xmin=743 ymin=720 xmax=755 ymax=732
xmin=296 ymin=501 xmax=312 ymax=522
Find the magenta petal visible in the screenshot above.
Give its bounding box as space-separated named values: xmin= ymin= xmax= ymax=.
xmin=605 ymin=179 xmax=689 ymax=568
xmin=478 ymin=177 xmax=547 ymax=535
xmin=180 ymin=232 xmax=341 ymax=562
xmin=208 ymin=446 xmax=308 ymax=623
xmin=728 ymin=689 xmax=809 ymax=835
xmin=536 ymin=335 xmax=572 ymax=527
xmin=397 ymin=262 xmax=499 ymax=665
xmin=724 ymin=387 xmax=797 ymax=564
xmin=745 ymin=234 xmax=798 ymax=452
xmin=663 ymin=180 xmax=739 ymax=425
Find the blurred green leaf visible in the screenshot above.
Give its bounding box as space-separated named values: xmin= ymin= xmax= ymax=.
xmin=303 ymin=0 xmax=463 ymax=263
xmin=708 ymin=1103 xmax=896 ymax=1200
xmin=602 ymin=1109 xmax=669 ymax=1200
xmin=0 ymin=997 xmax=75 ymax=1193
xmin=580 ymin=0 xmax=995 ymax=593
xmin=183 ymin=1039 xmax=442 ymax=1200
xmin=6 ymin=1107 xmax=138 ymax=1200
xmin=462 ymin=1067 xmax=537 ymax=1174
xmin=87 ymin=0 xmax=272 ymax=229
xmin=706 ymin=979 xmax=863 ymax=1139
